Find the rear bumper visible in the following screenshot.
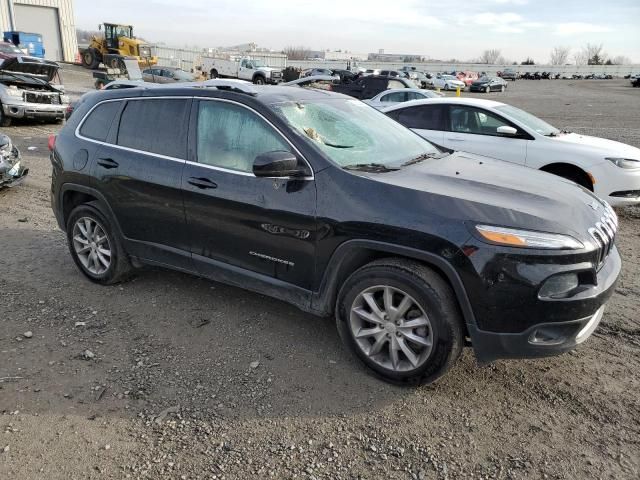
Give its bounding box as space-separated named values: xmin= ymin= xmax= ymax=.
xmin=3 ymin=102 xmax=66 ymax=120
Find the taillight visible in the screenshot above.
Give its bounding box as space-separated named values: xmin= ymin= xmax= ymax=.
xmin=48 ymin=135 xmax=56 ymax=151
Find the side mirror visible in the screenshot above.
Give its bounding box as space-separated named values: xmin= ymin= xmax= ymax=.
xmin=253 ymin=151 xmax=302 ymax=178
xmin=497 ymin=126 xmax=518 ymax=136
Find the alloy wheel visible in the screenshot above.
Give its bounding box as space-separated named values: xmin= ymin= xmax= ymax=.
xmin=72 ymin=217 xmax=112 ymax=275
xmin=349 ymin=286 xmax=434 ymax=372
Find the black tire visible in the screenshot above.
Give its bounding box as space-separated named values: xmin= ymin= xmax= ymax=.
xmin=542 ymin=165 xmax=593 ymax=191
xmin=82 ymin=49 xmax=100 ymax=69
xmin=485 ymin=86 xmax=491 ymax=93
xmin=336 ymin=258 xmax=464 ymax=385
xmin=66 ymin=202 xmax=132 ymax=285
xmin=0 ymin=105 xmax=12 ymax=127
xmin=253 ymin=75 xmax=266 ymax=85
xmin=210 ymin=69 xmax=218 ymax=79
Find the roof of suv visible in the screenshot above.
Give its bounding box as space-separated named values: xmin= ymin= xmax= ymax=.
xmin=86 ymin=83 xmax=349 ymax=106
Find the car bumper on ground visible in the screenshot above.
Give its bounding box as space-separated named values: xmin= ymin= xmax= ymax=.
xmin=2 ymin=102 xmax=66 ymax=120
xmin=589 ymin=161 xmax=640 ymax=206
xmin=465 ymin=243 xmax=621 ymax=364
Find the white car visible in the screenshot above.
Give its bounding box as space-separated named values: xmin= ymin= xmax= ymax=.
xmin=432 ymin=74 xmax=466 ymax=91
xmin=363 ymin=88 xmax=442 ymax=110
xmin=382 ymin=98 xmax=640 ymax=206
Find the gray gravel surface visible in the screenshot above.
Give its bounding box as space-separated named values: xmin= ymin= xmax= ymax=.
xmin=1 ymin=68 xmax=639 ymax=479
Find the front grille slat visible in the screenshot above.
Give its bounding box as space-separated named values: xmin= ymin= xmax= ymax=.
xmin=588 ymin=203 xmax=617 ymax=269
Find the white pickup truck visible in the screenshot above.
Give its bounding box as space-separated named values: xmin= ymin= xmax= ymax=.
xmin=200 ymin=57 xmax=283 ymax=85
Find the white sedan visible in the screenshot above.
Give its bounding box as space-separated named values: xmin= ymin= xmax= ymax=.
xmin=432 ymin=74 xmax=466 ymax=91
xmin=382 ymin=98 xmax=640 ymax=206
xmin=363 ymin=88 xmax=442 ymax=110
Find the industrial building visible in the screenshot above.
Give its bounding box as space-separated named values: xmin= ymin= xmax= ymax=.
xmin=0 ymin=0 xmax=77 ymax=62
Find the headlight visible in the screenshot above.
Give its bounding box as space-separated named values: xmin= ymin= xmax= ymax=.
xmin=6 ymin=87 xmax=22 ymax=97
xmin=60 ymin=95 xmax=70 ymax=104
xmin=475 ymin=225 xmax=584 ymax=249
xmin=7 ymin=161 xmax=20 ymax=176
xmin=606 ymin=157 xmax=640 ymax=169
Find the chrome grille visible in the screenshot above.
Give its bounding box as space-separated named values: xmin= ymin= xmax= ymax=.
xmin=588 ymin=203 xmax=618 ymax=268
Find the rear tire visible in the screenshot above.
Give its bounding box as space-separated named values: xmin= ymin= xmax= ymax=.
xmin=485 ymin=86 xmax=491 ymax=93
xmin=336 ymin=258 xmax=464 ymax=385
xmin=501 ymin=85 xmax=505 ymax=92
xmin=66 ymin=202 xmax=133 ymax=285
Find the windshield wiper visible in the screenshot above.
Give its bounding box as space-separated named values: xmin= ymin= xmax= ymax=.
xmin=343 ymin=163 xmax=399 ymax=172
xmin=401 ymin=152 xmax=442 ymax=167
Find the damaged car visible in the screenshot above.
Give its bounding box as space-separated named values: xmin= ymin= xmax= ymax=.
xmin=0 ymin=56 xmax=69 ymax=126
xmin=0 ymin=133 xmax=27 ymax=188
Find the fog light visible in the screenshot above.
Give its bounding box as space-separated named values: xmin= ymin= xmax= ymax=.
xmin=539 ymin=273 xmax=579 ymax=299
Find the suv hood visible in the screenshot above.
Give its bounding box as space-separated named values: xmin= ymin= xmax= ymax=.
xmin=551 ymin=132 xmax=640 ymax=159
xmin=0 ymin=56 xmax=59 ymax=82
xmin=365 ymin=152 xmax=605 ymax=241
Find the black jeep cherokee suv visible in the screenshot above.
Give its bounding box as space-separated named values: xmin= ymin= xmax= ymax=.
xmin=50 ymin=84 xmax=621 ymax=384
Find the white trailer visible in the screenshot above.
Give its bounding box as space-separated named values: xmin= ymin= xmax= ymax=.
xmin=200 ymin=56 xmax=283 ymax=85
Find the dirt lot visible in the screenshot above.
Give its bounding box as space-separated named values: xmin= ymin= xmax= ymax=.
xmin=1 ymin=68 xmax=639 ymax=480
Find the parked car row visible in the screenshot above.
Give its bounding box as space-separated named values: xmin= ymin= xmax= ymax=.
xmin=49 ymin=80 xmax=631 ymax=385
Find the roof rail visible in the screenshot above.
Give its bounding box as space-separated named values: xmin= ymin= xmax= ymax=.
xmin=186 ymin=79 xmax=259 ymax=95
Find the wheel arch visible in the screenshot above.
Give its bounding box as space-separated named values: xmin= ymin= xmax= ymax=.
xmin=312 ymin=240 xmax=476 ymax=330
xmin=539 ymin=162 xmax=594 ymax=190
xmin=252 ymin=72 xmax=266 ymax=83
xmin=59 ymin=184 xmax=123 ymax=236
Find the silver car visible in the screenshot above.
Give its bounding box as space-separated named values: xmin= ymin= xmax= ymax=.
xmin=142 ymin=66 xmax=196 ymax=84
xmin=363 ymin=88 xmax=442 ymax=110
xmin=0 ymin=56 xmax=69 ymax=126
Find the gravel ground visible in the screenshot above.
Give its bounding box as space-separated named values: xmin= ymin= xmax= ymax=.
xmin=1 ymin=67 xmax=639 ymax=480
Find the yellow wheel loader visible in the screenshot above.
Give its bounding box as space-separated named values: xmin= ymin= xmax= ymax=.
xmin=80 ymin=23 xmax=157 ymax=69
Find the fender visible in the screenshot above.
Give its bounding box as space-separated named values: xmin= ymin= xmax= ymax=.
xmin=58 ymin=183 xmax=124 ymax=237
xmin=311 ymin=239 xmax=477 ymax=329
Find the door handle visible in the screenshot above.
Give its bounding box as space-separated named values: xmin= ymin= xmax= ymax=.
xmin=446 ymin=138 xmax=465 ymax=142
xmin=97 ymin=158 xmax=119 ymax=169
xmin=188 ymin=177 xmax=217 ymax=189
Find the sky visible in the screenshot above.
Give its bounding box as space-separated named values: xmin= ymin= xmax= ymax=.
xmin=75 ymin=0 xmax=640 ymax=63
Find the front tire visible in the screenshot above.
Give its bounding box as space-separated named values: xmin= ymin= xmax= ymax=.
xmin=485 ymin=86 xmax=491 ymax=93
xmin=0 ymin=106 xmax=12 ymax=127
xmin=501 ymin=85 xmax=505 ymax=92
xmin=66 ymin=202 xmax=132 ymax=285
xmin=210 ymin=69 xmax=218 ymax=79
xmin=336 ymin=258 xmax=464 ymax=385
xmin=82 ymin=49 xmax=100 ymax=69
xmin=253 ymin=76 xmax=266 ymax=85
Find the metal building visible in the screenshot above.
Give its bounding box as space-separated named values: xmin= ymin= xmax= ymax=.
xmin=0 ymin=0 xmax=77 ymax=62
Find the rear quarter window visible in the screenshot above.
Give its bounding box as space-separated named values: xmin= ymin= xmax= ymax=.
xmin=79 ymin=101 xmax=122 ymax=142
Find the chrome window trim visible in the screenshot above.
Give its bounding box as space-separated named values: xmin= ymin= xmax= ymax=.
xmin=74 ymin=95 xmax=315 ymax=181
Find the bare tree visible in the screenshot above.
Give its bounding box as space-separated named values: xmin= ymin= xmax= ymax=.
xmin=283 ymin=45 xmax=312 ymax=61
xmin=550 ymin=46 xmax=571 ymax=65
xmin=610 ymin=55 xmax=631 ymax=65
xmin=573 ymin=51 xmax=588 ymax=66
xmin=583 ymin=43 xmax=607 ymax=65
xmin=479 ymin=49 xmax=501 ymax=64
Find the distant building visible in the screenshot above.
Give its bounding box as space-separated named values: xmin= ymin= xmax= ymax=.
xmin=368 ymin=52 xmax=425 ymax=63
xmin=323 ymin=50 xmax=368 ymax=61
xmin=0 ymin=0 xmax=77 ymax=62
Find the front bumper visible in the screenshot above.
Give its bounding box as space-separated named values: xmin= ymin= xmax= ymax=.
xmin=467 ymin=246 xmax=621 ymax=363
xmin=2 ymin=101 xmax=66 ymax=120
xmin=588 ymin=161 xmax=640 ymax=206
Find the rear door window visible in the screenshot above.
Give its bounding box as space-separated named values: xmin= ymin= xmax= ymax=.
xmin=396 ymin=105 xmax=445 ymax=130
xmin=79 ymin=101 xmax=122 ymax=142
xmin=116 ymin=99 xmax=190 ymax=158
